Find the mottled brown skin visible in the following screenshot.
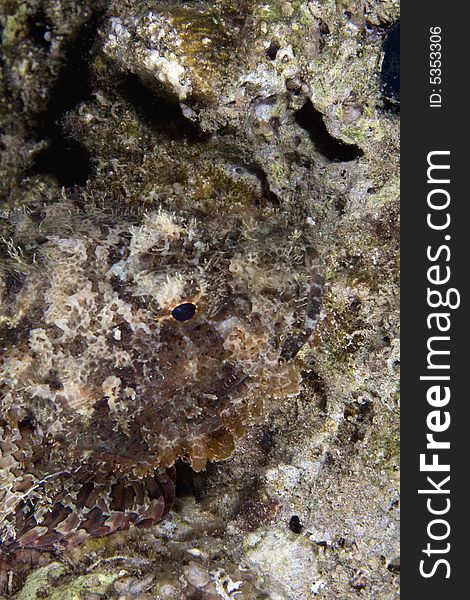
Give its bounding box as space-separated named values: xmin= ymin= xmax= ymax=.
xmin=0 ymin=197 xmax=324 ymax=551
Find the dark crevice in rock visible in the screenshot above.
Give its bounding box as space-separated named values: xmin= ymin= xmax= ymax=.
xmin=33 ymin=137 xmax=91 ymax=187
xmin=117 ymin=73 xmax=203 ymax=140
xmin=31 ymin=11 xmax=105 ymax=186
xmin=266 ymin=41 xmax=280 ymax=60
xmin=380 ymin=20 xmax=400 ymax=112
xmin=289 ymin=515 xmax=303 ymax=534
xmin=41 ymin=11 xmax=103 ymax=122
xmin=27 ymin=8 xmax=53 ymax=50
xmin=174 ymin=460 xmax=210 ymax=502
xmin=244 ymin=164 xmax=280 ymax=207
xmin=295 ymin=99 xmax=363 ymax=162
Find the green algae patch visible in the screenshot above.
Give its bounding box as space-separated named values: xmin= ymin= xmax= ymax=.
xmin=15 ymin=562 xmax=122 ymax=600
xmin=15 ymin=563 xmax=69 ymax=600
xmin=0 ymin=3 xmax=29 ymax=49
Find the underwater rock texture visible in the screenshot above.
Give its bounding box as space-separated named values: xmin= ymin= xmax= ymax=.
xmin=1 ymin=0 xmax=399 ymax=598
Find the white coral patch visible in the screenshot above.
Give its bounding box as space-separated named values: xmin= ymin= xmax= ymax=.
xmin=144 ymin=51 xmax=191 ymax=100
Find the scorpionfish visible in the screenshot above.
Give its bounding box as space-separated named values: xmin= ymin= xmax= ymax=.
xmin=0 ymin=196 xmax=323 ymax=550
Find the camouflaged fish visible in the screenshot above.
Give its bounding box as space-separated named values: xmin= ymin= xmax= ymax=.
xmin=0 ymin=197 xmax=324 ymax=550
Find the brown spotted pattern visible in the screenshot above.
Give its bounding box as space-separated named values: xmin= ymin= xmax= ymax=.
xmin=0 ymin=197 xmax=324 ymax=550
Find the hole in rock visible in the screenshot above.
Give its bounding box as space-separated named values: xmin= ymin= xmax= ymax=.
xmin=266 ymin=41 xmax=280 ymax=60
xmin=174 ymin=460 xmax=210 ymax=502
xmin=295 ymin=99 xmax=363 ymax=162
xmin=28 ymin=9 xmax=53 ymax=49
xmin=33 ymin=137 xmax=91 ymax=187
xmin=289 ymin=515 xmax=303 ymax=534
xmin=118 ymin=73 xmax=202 ymax=140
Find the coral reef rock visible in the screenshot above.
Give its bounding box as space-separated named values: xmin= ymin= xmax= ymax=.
xmin=1 ymin=0 xmax=399 ymax=597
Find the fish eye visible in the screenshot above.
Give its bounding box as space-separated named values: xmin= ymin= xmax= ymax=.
xmin=171 ymin=302 xmax=197 ymax=322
